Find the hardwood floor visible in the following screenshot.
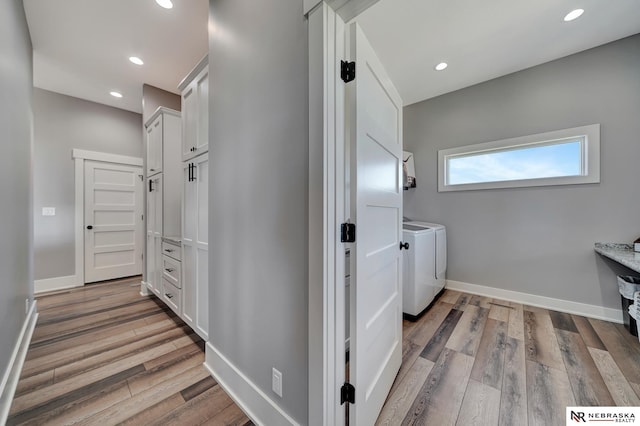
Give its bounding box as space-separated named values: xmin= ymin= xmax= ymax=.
xmin=10 ymin=280 xmax=640 ymax=425
xmin=378 ymin=290 xmax=640 ymax=426
xmin=8 ymin=276 xmax=252 ymax=426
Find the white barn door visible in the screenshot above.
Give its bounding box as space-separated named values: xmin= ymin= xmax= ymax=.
xmin=84 ymin=161 xmax=143 ymax=283
xmin=347 ymin=22 xmax=404 ymax=425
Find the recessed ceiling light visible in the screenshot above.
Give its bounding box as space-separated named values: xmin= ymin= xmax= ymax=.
xmin=155 ymin=0 xmax=173 ymax=9
xmin=129 ymin=56 xmax=144 ymax=65
xmin=434 ymin=62 xmax=448 ymax=71
xmin=110 ymin=91 xmax=123 ymax=98
xmin=564 ymin=9 xmax=584 ymax=22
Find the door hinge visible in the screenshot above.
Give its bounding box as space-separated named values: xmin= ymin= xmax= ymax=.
xmin=341 ymin=223 xmax=356 ymax=243
xmin=341 ymin=60 xmax=355 ymax=83
xmin=341 ymin=382 xmax=355 ymax=405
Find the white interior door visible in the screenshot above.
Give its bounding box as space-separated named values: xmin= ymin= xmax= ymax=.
xmin=84 ymin=161 xmax=143 ymax=283
xmin=347 ymin=22 xmax=403 ymax=426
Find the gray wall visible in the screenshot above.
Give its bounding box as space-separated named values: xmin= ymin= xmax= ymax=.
xmin=209 ymin=0 xmax=308 ymax=422
xmin=0 ymin=0 xmax=33 ymax=403
xmin=404 ymin=34 xmax=640 ymax=310
xmin=142 ymin=84 xmax=181 ymax=124
xmin=33 ymin=89 xmax=143 ymax=280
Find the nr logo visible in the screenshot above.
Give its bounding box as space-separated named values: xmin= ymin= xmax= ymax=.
xmin=571 ymin=411 xmax=586 ymax=422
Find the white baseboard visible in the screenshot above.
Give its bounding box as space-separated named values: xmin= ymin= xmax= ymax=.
xmin=446 ymin=280 xmax=623 ymax=324
xmin=34 ymin=275 xmax=82 ymax=294
xmin=204 ymin=342 xmax=300 ymax=426
xmin=0 ymin=301 xmax=38 ymax=424
xmin=140 ymin=281 xmax=152 ymax=297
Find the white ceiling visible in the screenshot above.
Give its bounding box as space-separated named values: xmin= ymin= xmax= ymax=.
xmin=23 ymin=0 xmax=208 ymax=114
xmin=22 ymin=0 xmax=640 ymax=114
xmin=357 ymin=0 xmax=640 ymax=106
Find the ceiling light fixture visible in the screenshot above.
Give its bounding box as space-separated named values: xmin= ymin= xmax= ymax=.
xmin=564 ymin=9 xmax=584 ymax=22
xmin=155 ymin=0 xmax=173 ymax=9
xmin=434 ymin=62 xmax=448 ymax=71
xmin=129 ymin=56 xmax=144 ymax=65
xmin=110 ymin=91 xmax=123 ymax=98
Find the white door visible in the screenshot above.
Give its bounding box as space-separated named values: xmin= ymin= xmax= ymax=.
xmin=181 ymin=155 xmax=209 ymax=340
xmin=146 ymin=114 xmax=162 ymax=176
xmin=195 ymin=155 xmax=209 ymax=340
xmin=347 ymin=22 xmax=403 ymax=425
xmin=146 ymin=174 xmax=163 ymax=295
xmin=84 ymin=161 xmax=143 ymax=283
xmin=182 ymin=161 xmax=196 ymax=327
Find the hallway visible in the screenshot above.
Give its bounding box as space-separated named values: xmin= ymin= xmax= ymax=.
xmin=7 ymin=277 xmax=251 ymax=425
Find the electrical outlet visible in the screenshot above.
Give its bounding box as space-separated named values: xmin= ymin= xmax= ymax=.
xmin=42 ymin=207 xmax=56 ymax=216
xmin=25 ymin=298 xmax=29 ymax=314
xmin=272 ymin=368 xmax=282 ymax=398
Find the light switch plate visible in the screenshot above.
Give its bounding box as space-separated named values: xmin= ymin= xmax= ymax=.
xmin=272 ymin=368 xmax=282 ymax=397
xmin=42 ymin=207 xmax=56 ymax=216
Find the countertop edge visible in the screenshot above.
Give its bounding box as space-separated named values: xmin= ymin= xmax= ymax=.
xmin=594 ymin=242 xmax=640 ymax=274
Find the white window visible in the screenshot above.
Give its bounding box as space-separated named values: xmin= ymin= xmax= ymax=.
xmin=438 ymin=124 xmax=600 ymax=192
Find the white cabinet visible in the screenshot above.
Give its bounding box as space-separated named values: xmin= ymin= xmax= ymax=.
xmin=179 ymin=57 xmax=208 ymax=161
xmin=146 ymin=114 xmax=163 ymax=176
xmin=182 ymin=154 xmax=208 ymax=340
xmin=161 ymin=239 xmax=182 ymax=315
xmin=143 ymin=107 xmax=181 ymax=296
xmin=146 ymin=174 xmax=163 ymax=296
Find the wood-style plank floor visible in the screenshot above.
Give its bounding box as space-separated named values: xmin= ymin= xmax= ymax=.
xmin=8 ymin=276 xmax=252 ymax=426
xmin=377 ymin=290 xmax=640 ymax=425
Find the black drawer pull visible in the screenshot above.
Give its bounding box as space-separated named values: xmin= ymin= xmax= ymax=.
xmin=165 ymin=268 xmax=175 ymax=273
xmin=164 ymin=249 xmax=174 ymax=253
xmin=165 ymin=293 xmax=174 ymax=299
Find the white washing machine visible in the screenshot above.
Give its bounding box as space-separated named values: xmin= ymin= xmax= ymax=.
xmin=402 ymin=221 xmax=447 ymax=318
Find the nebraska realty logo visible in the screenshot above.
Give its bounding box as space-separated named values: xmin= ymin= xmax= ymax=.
xmin=567 ymin=407 xmax=639 ymax=424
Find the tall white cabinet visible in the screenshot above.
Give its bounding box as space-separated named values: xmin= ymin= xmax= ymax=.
xmin=143 ymin=107 xmax=181 ymax=296
xmin=179 ymin=56 xmax=209 ymax=341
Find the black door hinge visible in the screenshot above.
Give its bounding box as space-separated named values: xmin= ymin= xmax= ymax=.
xmin=341 ymin=223 xmax=356 ymax=243
xmin=341 ymin=60 xmax=355 ymax=83
xmin=341 ymin=382 xmax=355 ymax=405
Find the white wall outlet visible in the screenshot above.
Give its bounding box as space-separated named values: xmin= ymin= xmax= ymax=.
xmin=272 ymin=367 xmax=282 ymax=398
xmin=25 ymin=298 xmax=29 ymax=314
xmin=42 ymin=207 xmax=56 ymax=216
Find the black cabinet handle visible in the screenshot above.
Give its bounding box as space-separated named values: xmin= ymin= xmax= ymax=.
xmin=165 ymin=268 xmax=174 ymax=273
xmin=399 ymin=241 xmax=410 ymax=250
xmin=87 ymin=225 xmax=93 ymax=230
xmin=149 ymin=179 xmax=153 ymax=192
xmin=165 ymin=293 xmax=174 ymax=299
xmin=164 ymin=248 xmax=174 ymax=253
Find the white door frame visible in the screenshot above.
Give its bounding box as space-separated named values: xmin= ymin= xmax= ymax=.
xmin=72 ymin=149 xmax=143 ymax=288
xmin=306 ymin=1 xmax=381 ymax=424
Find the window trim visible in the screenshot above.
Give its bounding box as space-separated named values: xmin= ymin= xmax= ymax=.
xmin=438 ymin=124 xmax=600 ymax=192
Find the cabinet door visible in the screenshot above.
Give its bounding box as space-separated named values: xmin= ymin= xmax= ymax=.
xmin=146 ymin=177 xmax=158 ymax=292
xmin=147 ymin=115 xmax=163 ymax=176
xmin=182 ymin=161 xmax=196 ymax=328
xmin=195 ymin=67 xmax=209 ymax=155
xmin=194 ymin=155 xmax=209 ymax=340
xmin=146 ymin=231 xmax=155 ymax=292
xmin=153 ymin=175 xmax=163 ymax=296
xmin=182 ymin=85 xmax=197 ymax=161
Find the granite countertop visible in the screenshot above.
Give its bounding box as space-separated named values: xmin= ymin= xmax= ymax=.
xmin=594 ymin=243 xmax=640 ymax=273
xmin=162 ymin=236 xmax=182 ymax=245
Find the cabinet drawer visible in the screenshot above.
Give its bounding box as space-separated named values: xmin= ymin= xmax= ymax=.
xmin=162 ymin=278 xmax=181 ymax=315
xmin=162 ymin=255 xmax=181 ymax=288
xmin=161 ymin=242 xmax=181 ymax=261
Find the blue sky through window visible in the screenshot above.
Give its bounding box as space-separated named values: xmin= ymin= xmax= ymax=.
xmin=447 ymin=140 xmax=582 ymax=185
